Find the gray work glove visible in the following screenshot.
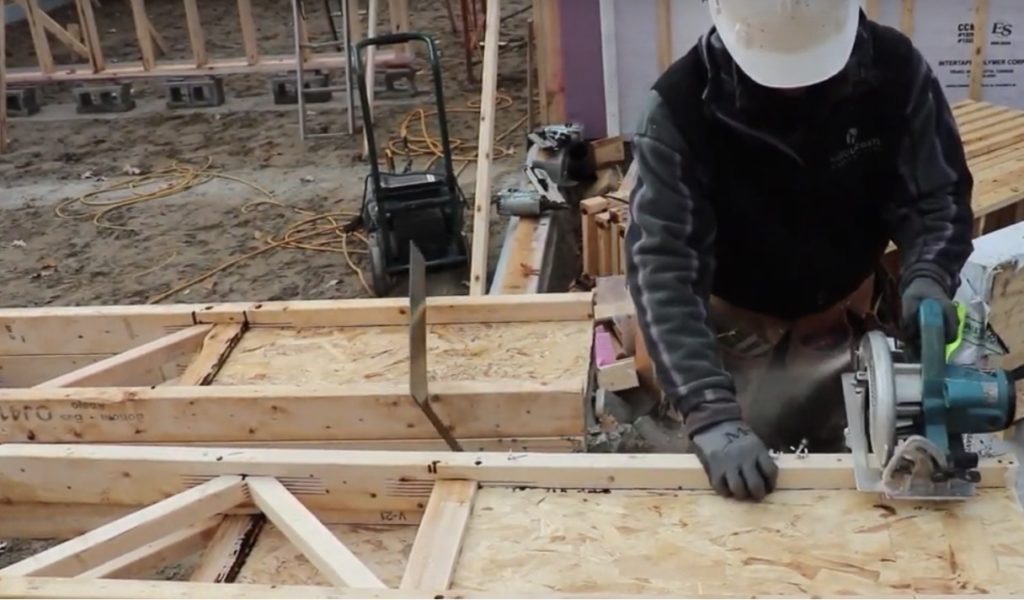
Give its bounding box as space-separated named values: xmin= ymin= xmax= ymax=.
xmin=692 ymin=420 xmax=778 ymax=501
xmin=901 ymin=277 xmax=958 ymax=344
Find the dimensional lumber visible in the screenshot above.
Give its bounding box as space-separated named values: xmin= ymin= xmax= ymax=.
xmin=0 ymin=294 xmax=592 ymax=449
xmin=7 ymin=0 xmax=395 ymax=86
xmin=468 ymin=0 xmax=502 ymax=296
xmin=0 ymin=444 xmax=1020 ymax=597
xmin=953 ymin=100 xmax=1024 ymax=236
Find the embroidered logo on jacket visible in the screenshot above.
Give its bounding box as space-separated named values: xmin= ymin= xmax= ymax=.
xmin=831 ymin=127 xmax=883 ymax=169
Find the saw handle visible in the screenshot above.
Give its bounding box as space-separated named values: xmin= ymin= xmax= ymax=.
xmin=918 ymin=298 xmax=947 ymax=401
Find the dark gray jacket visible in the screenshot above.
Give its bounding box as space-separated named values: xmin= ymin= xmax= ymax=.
xmin=624 ymin=16 xmax=974 ymax=435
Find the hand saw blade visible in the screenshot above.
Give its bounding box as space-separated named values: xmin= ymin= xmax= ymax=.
xmin=409 ymin=243 xmax=462 ymax=452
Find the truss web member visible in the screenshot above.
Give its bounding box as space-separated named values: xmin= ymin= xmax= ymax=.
xmin=625 ymin=0 xmax=973 ymax=501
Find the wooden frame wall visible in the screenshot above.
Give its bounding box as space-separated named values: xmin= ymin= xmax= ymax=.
xmin=0 ymin=293 xmax=593 ymax=451
xmin=0 ymin=443 xmax=1016 ymax=598
xmin=2 ymin=0 xmax=408 ymax=85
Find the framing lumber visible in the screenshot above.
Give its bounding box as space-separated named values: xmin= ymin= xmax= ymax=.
xmin=0 ymin=475 xmax=246 ymax=577
xmin=900 ymin=0 xmax=915 ymax=38
xmin=400 ymin=480 xmax=478 ymax=590
xmin=128 ymin=0 xmax=156 ymax=70
xmin=74 ymin=516 xmax=222 ymax=579
xmin=5 ymin=53 xmax=349 ymax=84
xmin=31 ymin=4 xmax=90 ymax=60
xmin=183 ymin=0 xmax=208 ymax=67
xmin=74 ymin=0 xmax=105 ymax=72
xmin=970 ymin=0 xmax=990 ymax=101
xmin=236 ymin=0 xmax=260 ymax=65
xmin=248 ymin=476 xmax=387 ymax=589
xmin=190 ymin=515 xmax=265 ymax=582
xmin=179 ymin=323 xmax=247 ymax=385
xmin=0 ymin=445 xmax=1012 ymax=513
xmin=34 ymin=324 xmax=211 ymax=388
xmin=0 ymin=443 xmax=1021 ymax=598
xmin=16 ymin=0 xmax=55 ymax=73
xmin=469 ymin=0 xmax=502 ymax=296
xmin=0 ymin=382 xmax=584 ymax=443
xmin=656 ymin=0 xmax=673 ymax=71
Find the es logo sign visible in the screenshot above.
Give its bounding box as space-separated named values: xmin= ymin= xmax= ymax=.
xmin=958 ymin=21 xmax=1014 ymax=44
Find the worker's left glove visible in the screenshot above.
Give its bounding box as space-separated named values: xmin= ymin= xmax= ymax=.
xmin=692 ymin=420 xmax=778 ymax=502
xmin=901 ymin=276 xmax=958 ymax=344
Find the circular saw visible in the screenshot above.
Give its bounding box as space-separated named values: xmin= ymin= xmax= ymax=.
xmin=841 ymin=299 xmax=1017 ymax=499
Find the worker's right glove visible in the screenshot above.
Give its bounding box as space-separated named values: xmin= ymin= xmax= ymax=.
xmin=692 ymin=420 xmax=778 ymax=502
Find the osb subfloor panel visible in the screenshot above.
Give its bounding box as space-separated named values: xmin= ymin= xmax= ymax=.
xmin=213 ymin=322 xmax=592 ymax=386
xmin=452 ymin=488 xmax=1024 ymax=596
xmin=235 ymin=523 xmax=416 ymax=587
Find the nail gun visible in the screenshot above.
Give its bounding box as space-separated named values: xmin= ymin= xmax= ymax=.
xmin=841 ymin=298 xmax=1020 ymax=500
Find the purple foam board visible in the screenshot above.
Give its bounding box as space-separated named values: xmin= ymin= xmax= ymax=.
xmin=556 ymin=0 xmax=607 ymax=139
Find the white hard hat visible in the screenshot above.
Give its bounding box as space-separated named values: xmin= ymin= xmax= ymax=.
xmin=708 ymin=0 xmax=861 ymax=89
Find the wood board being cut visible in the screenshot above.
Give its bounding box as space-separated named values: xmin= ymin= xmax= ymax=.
xmin=0 ymin=294 xmax=593 ymax=451
xmin=0 ymin=444 xmax=1020 ymax=598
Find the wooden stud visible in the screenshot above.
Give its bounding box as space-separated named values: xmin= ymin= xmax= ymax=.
xmin=596 ymin=211 xmax=612 ymax=277
xmin=75 ymin=516 xmax=222 ymax=579
xmin=247 ymin=476 xmax=387 ymax=589
xmin=17 ymin=0 xmax=55 ymax=73
xmin=656 ymin=0 xmax=673 ymax=71
xmin=974 ymin=215 xmax=988 ymax=238
xmin=0 ymin=381 xmax=585 ymax=444
xmin=32 ymin=7 xmax=91 ymax=60
xmin=580 ymin=198 xmax=609 ymax=276
xmin=469 ymin=0 xmax=502 ymax=296
xmin=969 ymin=0 xmax=990 ymax=101
xmin=348 ymin=0 xmax=362 ymax=46
xmin=400 ymin=480 xmax=478 ymax=590
xmin=190 ymin=515 xmax=264 ymax=582
xmin=183 ymin=0 xmax=208 ymax=67
xmin=387 ymin=0 xmax=411 ymax=54
xmin=535 ymin=0 xmax=564 ymax=123
xmin=0 ymin=445 xmax=1013 ymax=511
xmin=0 ymin=475 xmax=246 ymax=577
xmin=33 ymin=324 xmax=212 ymax=388
xmin=179 ymin=323 xmax=246 ymax=385
xmin=146 ymin=16 xmax=169 ymax=56
xmin=900 ymin=0 xmax=915 ymax=38
xmin=128 ymin=0 xmax=156 ymax=70
xmin=74 ymin=0 xmax=105 ymax=72
xmin=237 ymin=0 xmax=260 ymax=65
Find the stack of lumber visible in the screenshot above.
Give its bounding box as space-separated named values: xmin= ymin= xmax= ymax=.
xmin=580 ymin=163 xmax=636 ymax=279
xmin=0 ymin=294 xmax=595 ymax=452
xmin=952 ymin=100 xmax=1024 ymax=236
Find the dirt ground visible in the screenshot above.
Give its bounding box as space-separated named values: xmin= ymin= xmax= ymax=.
xmin=0 ymin=0 xmax=533 ymax=307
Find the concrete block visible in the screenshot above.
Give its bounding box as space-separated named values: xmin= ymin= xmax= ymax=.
xmin=164 ymin=77 xmax=225 ymax=109
xmin=73 ymin=83 xmax=135 ymax=114
xmin=6 ymin=87 xmax=41 ymax=117
xmin=271 ymin=72 xmax=332 ymax=105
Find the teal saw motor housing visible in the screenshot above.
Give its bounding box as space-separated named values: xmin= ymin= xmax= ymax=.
xmin=916 ymin=298 xmax=1015 ymax=482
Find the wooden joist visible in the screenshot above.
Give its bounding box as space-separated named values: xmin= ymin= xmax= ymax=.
xmin=400 ymin=480 xmax=478 ymax=590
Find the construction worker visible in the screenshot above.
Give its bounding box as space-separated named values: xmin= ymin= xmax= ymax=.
xmin=625 ymin=0 xmax=973 ymax=501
